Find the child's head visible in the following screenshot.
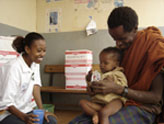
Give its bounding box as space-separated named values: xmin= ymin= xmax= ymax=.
xmin=99 ymin=47 xmax=122 ymax=73
xmin=12 ymin=32 xmax=46 ymax=65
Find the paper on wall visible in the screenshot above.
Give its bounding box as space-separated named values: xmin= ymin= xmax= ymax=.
xmin=86 ymin=19 xmax=97 ymax=36
xmin=114 ymin=0 xmax=124 ymax=7
xmin=46 ymin=8 xmax=61 ymax=33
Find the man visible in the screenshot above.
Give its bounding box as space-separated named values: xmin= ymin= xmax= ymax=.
xmin=69 ymin=6 xmax=164 ymax=124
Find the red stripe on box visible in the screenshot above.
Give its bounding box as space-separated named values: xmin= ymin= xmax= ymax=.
xmin=65 ymin=51 xmax=92 ymax=54
xmin=66 ymin=77 xmax=85 ymax=80
xmin=66 ymin=86 xmax=87 ymax=89
xmin=65 ymin=64 xmax=92 ymax=67
xmin=0 ymin=50 xmax=19 ymax=56
xmin=65 ymin=60 xmax=92 ymax=63
xmin=65 ymin=72 xmax=87 ymax=75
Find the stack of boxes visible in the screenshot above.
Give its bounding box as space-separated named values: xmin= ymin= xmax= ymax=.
xmin=65 ymin=49 xmax=93 ymax=90
xmin=0 ymin=36 xmax=19 ymax=67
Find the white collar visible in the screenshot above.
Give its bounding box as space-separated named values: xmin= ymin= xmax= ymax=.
xmin=19 ymin=54 xmax=35 ymax=73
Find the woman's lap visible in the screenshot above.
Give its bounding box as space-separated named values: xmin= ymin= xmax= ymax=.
xmin=0 ymin=113 xmax=57 ymax=124
xmin=0 ymin=114 xmax=25 ymax=124
xmin=69 ymin=106 xmax=156 ymax=124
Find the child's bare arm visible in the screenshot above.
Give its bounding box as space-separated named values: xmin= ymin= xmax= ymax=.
xmin=87 ymin=85 xmax=95 ymax=96
xmin=86 ymin=70 xmax=93 ymax=82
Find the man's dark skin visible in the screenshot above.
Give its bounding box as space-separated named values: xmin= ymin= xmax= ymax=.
xmin=91 ymin=25 xmax=164 ymax=105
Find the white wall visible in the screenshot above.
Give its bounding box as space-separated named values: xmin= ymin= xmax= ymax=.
xmin=0 ymin=0 xmax=36 ymax=32
xmin=125 ymin=0 xmax=164 ymax=27
xmin=36 ymin=0 xmax=164 ymax=33
xmin=0 ymin=0 xmax=164 ymax=33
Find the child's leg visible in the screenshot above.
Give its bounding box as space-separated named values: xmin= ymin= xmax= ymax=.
xmin=79 ymin=99 xmax=102 ymax=115
xmin=79 ymin=99 xmax=102 ymax=124
xmin=99 ymin=99 xmax=123 ymax=124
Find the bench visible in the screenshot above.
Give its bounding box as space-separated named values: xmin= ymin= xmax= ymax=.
xmin=41 ymin=64 xmax=100 ymax=102
xmin=41 ymin=65 xmax=164 ymax=123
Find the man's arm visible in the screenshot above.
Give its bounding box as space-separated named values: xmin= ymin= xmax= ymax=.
xmin=125 ymin=73 xmax=163 ymax=104
xmin=92 ymin=73 xmax=164 ymax=104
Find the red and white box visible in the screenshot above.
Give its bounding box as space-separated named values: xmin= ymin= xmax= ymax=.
xmin=65 ymin=76 xmax=87 ymax=90
xmin=65 ymin=50 xmax=92 ymax=65
xmin=65 ymin=50 xmax=93 ymax=90
xmin=65 ymin=64 xmax=92 ymax=76
xmin=65 ymin=64 xmax=92 ymax=90
xmin=0 ymin=36 xmax=19 ymax=67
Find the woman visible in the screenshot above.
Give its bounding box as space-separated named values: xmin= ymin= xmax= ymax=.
xmin=0 ymin=32 xmax=57 ymax=124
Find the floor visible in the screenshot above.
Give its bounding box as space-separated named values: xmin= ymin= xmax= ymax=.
xmin=54 ymin=110 xmax=83 ymax=124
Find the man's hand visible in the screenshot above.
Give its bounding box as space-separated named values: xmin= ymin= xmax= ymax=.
xmin=91 ymin=77 xmax=123 ymax=95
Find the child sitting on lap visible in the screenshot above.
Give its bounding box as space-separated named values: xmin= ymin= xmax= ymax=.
xmin=79 ymin=46 xmax=128 ymax=124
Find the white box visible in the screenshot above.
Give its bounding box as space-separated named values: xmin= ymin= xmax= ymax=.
xmin=64 ymin=49 xmax=93 ymax=90
xmin=65 ymin=76 xmax=87 ymax=90
xmin=65 ymin=64 xmax=92 ymax=76
xmin=65 ymin=65 xmax=91 ymax=90
xmin=65 ymin=49 xmax=92 ymax=65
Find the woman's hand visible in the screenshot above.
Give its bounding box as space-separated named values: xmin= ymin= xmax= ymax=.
xmin=44 ymin=111 xmax=57 ymax=123
xmin=22 ymin=113 xmax=39 ymax=124
xmin=91 ymin=78 xmax=123 ymax=95
xmin=8 ymin=106 xmax=39 ymax=124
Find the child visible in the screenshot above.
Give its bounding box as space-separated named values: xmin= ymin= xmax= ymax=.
xmin=0 ymin=32 xmax=57 ymax=124
xmin=79 ymin=47 xmax=128 ymax=124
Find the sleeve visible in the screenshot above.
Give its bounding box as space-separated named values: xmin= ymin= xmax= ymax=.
xmin=34 ymin=64 xmax=41 ymax=86
xmin=104 ymin=71 xmax=128 ymax=87
xmin=112 ymin=71 xmax=128 ymax=87
xmin=0 ymin=66 xmax=19 ymax=110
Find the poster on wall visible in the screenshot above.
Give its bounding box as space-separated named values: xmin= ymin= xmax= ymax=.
xmin=50 ymin=11 xmax=58 ymax=25
xmin=46 ymin=0 xmax=51 ymax=2
xmin=46 ymin=8 xmax=61 ymax=33
xmin=46 ymin=0 xmax=63 ymax=3
xmin=114 ymin=0 xmax=124 ymax=7
xmin=0 ymin=36 xmax=18 ymax=67
xmin=54 ymin=0 xmax=63 ymax=1
xmin=101 ymin=0 xmax=112 ymax=4
xmin=74 ymin=0 xmax=89 ymax=4
xmin=74 ymin=0 xmax=98 ymax=9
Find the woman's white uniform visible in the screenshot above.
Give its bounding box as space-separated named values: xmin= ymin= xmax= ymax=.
xmin=0 ymin=55 xmax=41 ymax=121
